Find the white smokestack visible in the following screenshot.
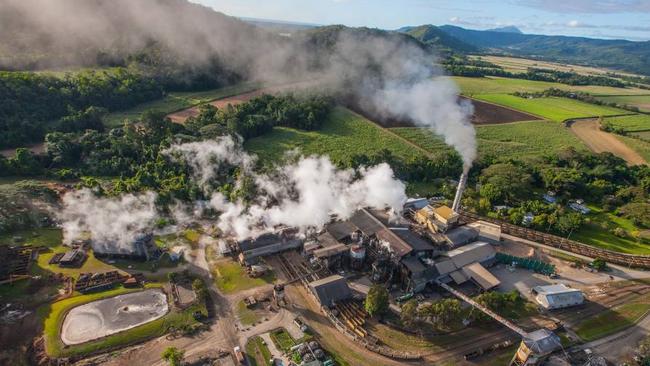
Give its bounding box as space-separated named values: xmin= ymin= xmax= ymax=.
xmin=452 ymin=172 xmax=468 ymax=213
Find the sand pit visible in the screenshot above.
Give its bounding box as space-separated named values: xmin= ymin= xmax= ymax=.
xmin=61 ymin=289 xmax=169 ymax=345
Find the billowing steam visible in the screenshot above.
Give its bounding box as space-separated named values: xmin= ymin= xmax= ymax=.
xmin=58 ymin=189 xmax=158 ymax=253
xmin=167 ymin=137 xmax=407 ymax=240
xmin=371 ymin=78 xmax=476 ymax=172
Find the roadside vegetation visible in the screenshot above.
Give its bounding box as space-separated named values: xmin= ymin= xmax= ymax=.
xmin=245 ymin=336 xmax=272 ymax=366
xmin=575 ymin=293 xmax=650 ymax=341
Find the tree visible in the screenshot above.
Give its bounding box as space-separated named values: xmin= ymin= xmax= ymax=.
xmin=162 ymin=346 xmax=184 ymax=366
xmin=591 ymin=258 xmax=607 ymax=272
xmin=400 ymin=299 xmax=419 ymax=328
xmin=365 ymin=285 xmax=389 ymax=317
xmin=425 ymin=299 xmax=462 ymax=329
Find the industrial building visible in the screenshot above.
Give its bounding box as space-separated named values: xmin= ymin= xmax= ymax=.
xmin=93 ymin=234 xmax=160 ymax=262
xmin=511 ymin=329 xmax=562 ymax=365
xmin=532 ymin=284 xmax=584 ymax=310
xmin=435 ymin=242 xmax=500 ymax=290
xmin=308 ymin=275 xmax=352 ymax=307
xmin=58 ymin=249 xmax=87 ymax=268
xmin=237 ymin=229 xmax=302 ymax=265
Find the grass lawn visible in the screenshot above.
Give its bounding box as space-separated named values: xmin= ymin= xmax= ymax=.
xmin=41 ymin=283 xmax=204 ymax=358
xmin=213 ymin=260 xmax=275 ymax=294
xmin=615 ymin=135 xmax=650 ymax=162
xmin=575 ymin=298 xmax=650 ymax=341
xmin=604 ymin=114 xmax=650 ymax=132
xmin=244 ymin=107 xmax=425 ymax=164
xmin=473 ymin=94 xmax=628 ymax=122
xmin=245 ymin=336 xmax=272 ymax=366
xmin=478 ymin=345 xmax=518 ymax=366
xmin=391 ymin=121 xmax=587 ymax=160
xmin=269 ymin=328 xmax=295 ymax=353
xmin=597 ymin=95 xmax=650 ymax=113
xmin=453 ymin=76 xmax=649 ymax=96
xmin=104 ymin=82 xmax=261 ymax=127
xmin=570 ymin=205 xmax=650 ymax=255
xmin=237 ymin=300 xmax=261 ymax=326
xmin=0 ymin=227 xmax=63 ymax=247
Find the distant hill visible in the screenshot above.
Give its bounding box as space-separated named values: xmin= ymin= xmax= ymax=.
xmin=487 ymin=26 xmax=522 ymax=34
xmin=438 ymin=25 xmax=650 ymax=75
xmin=398 ymin=25 xmax=477 ymax=54
xmin=242 ymin=17 xmax=319 ymax=33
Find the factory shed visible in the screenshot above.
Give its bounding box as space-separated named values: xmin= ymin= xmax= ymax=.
xmin=434 ymin=259 xmax=458 ymax=276
xmin=349 ymin=209 xmax=384 ymax=236
xmin=446 ymin=242 xmax=496 ymax=269
xmin=376 ymin=228 xmax=413 ymax=258
xmin=391 ymin=228 xmax=435 ymax=253
xmin=462 ymin=262 xmax=500 ymax=290
xmin=93 ymin=234 xmax=159 ymax=262
xmin=326 ymin=221 xmax=358 ymax=241
xmin=308 ymin=275 xmax=352 ymax=307
xmin=59 ymin=249 xmax=86 ymax=268
xmin=238 ymin=231 xmax=302 ymax=264
xmin=522 ymin=328 xmax=562 ymax=355
xmin=404 ymin=198 xmax=429 ymax=210
xmin=533 ymin=284 xmax=584 ymax=310
xmin=317 ymin=231 xmax=340 ymax=248
xmin=449 ymin=269 xmax=470 ymax=284
xmin=444 ymin=226 xmax=479 ymax=248
xmin=466 ymin=221 xmax=501 ymax=244
xmin=313 ymin=243 xmax=348 ymax=259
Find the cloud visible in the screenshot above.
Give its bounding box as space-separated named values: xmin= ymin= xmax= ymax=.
xmin=516 ymin=0 xmax=650 ymax=14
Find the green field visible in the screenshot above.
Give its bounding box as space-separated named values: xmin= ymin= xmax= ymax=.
xmin=245 ymin=107 xmax=426 ymax=163
xmin=245 ymin=336 xmax=272 ymax=366
xmin=575 ymin=295 xmax=650 ymax=341
xmin=571 ymin=205 xmax=650 ymax=255
xmin=213 ymin=260 xmax=275 ymax=294
xmin=104 ymin=82 xmax=261 ymax=127
xmin=604 ymin=114 xmax=650 ymax=132
xmin=453 ymin=76 xmax=649 ymax=96
xmin=596 ymin=95 xmax=650 ymax=112
xmin=42 ymin=284 xmax=205 ymax=358
xmin=473 ymin=94 xmax=628 ymax=122
xmin=391 ymin=121 xmax=587 ymax=160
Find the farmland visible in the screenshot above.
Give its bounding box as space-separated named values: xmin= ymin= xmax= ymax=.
xmin=392 ymin=121 xmax=587 ymax=160
xmin=104 ymin=82 xmax=261 ymax=127
xmin=453 ymin=76 xmax=650 ymax=96
xmin=472 ymin=94 xmax=628 ymax=122
xmin=245 ymin=107 xmax=427 ymax=163
xmin=597 ymin=95 xmax=650 ymax=112
xmin=604 ymin=114 xmax=650 ymax=132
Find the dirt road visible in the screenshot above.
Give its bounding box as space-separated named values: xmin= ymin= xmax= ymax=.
xmin=570 ymin=119 xmax=646 ymax=165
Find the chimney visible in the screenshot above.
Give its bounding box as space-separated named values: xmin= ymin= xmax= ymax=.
xmin=452 ymin=173 xmax=468 ymax=213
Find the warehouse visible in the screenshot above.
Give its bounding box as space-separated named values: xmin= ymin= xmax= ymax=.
xmin=93 ymin=234 xmax=160 ymax=262
xmin=532 ymin=284 xmax=584 ymax=310
xmin=308 ymin=275 xmax=352 ymax=307
xmin=237 ymin=229 xmax=302 ymax=264
xmin=435 ymin=242 xmax=500 ymax=290
xmin=58 ymin=249 xmax=87 ymax=268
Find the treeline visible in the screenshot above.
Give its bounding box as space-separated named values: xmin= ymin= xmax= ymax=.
xmin=0 ymin=69 xmax=163 ymax=149
xmin=513 ymin=88 xmax=641 ymax=113
xmin=0 ymin=94 xmax=333 ymax=203
xmin=463 ymin=148 xmax=650 ymax=238
xmin=443 ymin=58 xmax=638 ymax=89
xmin=184 ymin=94 xmax=332 ymax=140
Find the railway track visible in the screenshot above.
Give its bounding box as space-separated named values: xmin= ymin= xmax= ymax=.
xmin=460 ymin=211 xmax=650 ymax=269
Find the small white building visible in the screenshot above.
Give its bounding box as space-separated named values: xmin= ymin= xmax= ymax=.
xmin=533 ymin=284 xmax=584 ymax=310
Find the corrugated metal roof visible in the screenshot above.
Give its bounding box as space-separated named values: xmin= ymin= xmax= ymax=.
xmin=462 ymin=262 xmax=500 ymax=290
xmin=308 ymin=275 xmax=352 ymax=307
xmin=317 ymin=231 xmax=340 ymax=248
xmin=446 ymin=242 xmax=495 ymax=268
xmin=524 ymin=329 xmax=561 ymax=355
xmin=390 ymin=228 xmax=434 ymax=252
xmin=449 ymin=269 xmax=470 ymax=284
xmin=326 ymin=221 xmax=358 ymax=241
xmin=435 ymin=258 xmax=457 ymax=275
xmin=444 ymin=226 xmax=479 ymax=247
xmin=376 ymin=228 xmax=412 ymax=257
xmin=349 ymin=210 xmax=384 ymax=236
xmin=401 ymin=256 xmax=427 ymax=273
xmin=533 ymin=284 xmax=581 ymax=295
xmin=434 ymin=206 xmax=455 ymax=220
xmin=313 ymin=243 xmax=348 ymax=258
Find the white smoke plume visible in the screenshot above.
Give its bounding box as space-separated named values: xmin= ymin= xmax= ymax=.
xmin=371 ymin=77 xmax=476 ymax=172
xmin=162 ymin=137 xmax=256 ymax=188
xmin=58 ymin=189 xmax=159 ymax=254
xmin=168 ymin=137 xmax=407 ymax=240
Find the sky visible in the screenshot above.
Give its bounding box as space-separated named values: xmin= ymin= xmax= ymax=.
xmin=192 ymin=0 xmax=650 ymax=41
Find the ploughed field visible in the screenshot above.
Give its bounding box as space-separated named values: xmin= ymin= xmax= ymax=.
xmin=60 ymin=289 xmax=168 ymax=345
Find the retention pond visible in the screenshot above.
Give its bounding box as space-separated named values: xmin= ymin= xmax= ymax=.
xmin=61 ymin=288 xmax=169 ymax=345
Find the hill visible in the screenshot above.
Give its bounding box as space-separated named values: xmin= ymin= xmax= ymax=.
xmin=438 ymin=25 xmax=650 ymax=75
xmin=399 ymin=24 xmax=477 ymax=54
xmin=487 ymin=26 xmax=522 ymax=34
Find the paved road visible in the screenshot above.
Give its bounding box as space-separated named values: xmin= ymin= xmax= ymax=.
xmin=576 ymin=311 xmax=650 ymax=362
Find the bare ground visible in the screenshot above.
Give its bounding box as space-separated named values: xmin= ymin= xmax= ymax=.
xmin=570 ymin=118 xmax=646 ymax=165
xmin=166 ymin=80 xmax=318 ymax=124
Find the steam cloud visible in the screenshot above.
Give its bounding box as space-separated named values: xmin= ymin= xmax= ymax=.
xmin=167 ymin=137 xmax=407 ymax=240
xmin=58 ymin=189 xmax=158 ymax=253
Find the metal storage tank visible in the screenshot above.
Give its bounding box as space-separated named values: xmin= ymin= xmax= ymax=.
xmin=350 ymin=244 xmax=366 ymax=269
